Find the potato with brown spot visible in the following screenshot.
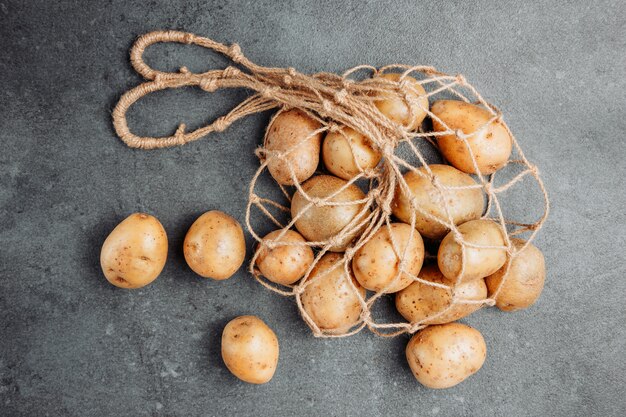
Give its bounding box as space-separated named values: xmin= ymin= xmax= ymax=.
xmin=221 ymin=316 xmax=279 ymax=384
xmin=322 ymin=127 xmax=382 ymax=180
xmin=184 ymin=210 xmax=245 ymax=280
xmin=406 ymin=322 xmax=486 ymax=389
xmin=395 ymin=264 xmax=487 ymax=324
xmin=265 ymin=109 xmax=323 ymax=185
xmin=352 ymin=223 xmax=424 ymax=293
xmin=301 ymin=253 xmax=366 ymax=334
xmin=374 ymin=73 xmax=429 ymax=130
xmin=255 ymin=229 xmax=314 ymax=285
xmin=291 ymin=175 xmax=369 ymax=252
xmin=438 ymin=219 xmax=507 ymax=282
xmin=486 ymin=238 xmax=546 ymax=311
xmin=431 ymin=100 xmax=512 ymax=175
xmin=100 ymin=213 xmax=168 ymax=289
xmin=392 ymin=164 xmax=485 ymax=239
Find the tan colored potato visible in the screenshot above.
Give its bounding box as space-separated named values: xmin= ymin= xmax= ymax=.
xmin=255 ymin=229 xmax=314 ymax=285
xmin=438 ymin=219 xmax=507 ymax=282
xmin=221 ymin=316 xmax=279 ymax=384
xmin=395 ymin=264 xmax=487 ymax=324
xmin=485 ymin=238 xmax=546 ymax=311
xmin=301 ymin=253 xmax=366 ymax=334
xmin=352 ymin=223 xmax=424 ymax=293
xmin=100 ymin=213 xmax=168 ymax=289
xmin=392 ymin=164 xmax=485 ymax=239
xmin=322 ymin=127 xmax=382 ymax=180
xmin=291 ymin=175 xmax=368 ymax=252
xmin=431 ymin=100 xmax=512 ymax=175
xmin=406 ymin=322 xmax=487 ymax=389
xmin=183 ymin=211 xmax=245 ymax=280
xmin=265 ymin=109 xmax=323 ymax=185
xmin=374 ymin=73 xmax=429 ymax=130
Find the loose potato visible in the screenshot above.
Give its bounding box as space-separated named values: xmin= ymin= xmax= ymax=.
xmin=291 ymin=175 xmax=368 ymax=251
xmin=301 ymin=253 xmax=366 ymax=334
xmin=395 ymin=264 xmax=487 ymax=324
xmin=265 ymin=109 xmax=323 ymax=185
xmin=392 ymin=164 xmax=485 ymax=239
xmin=374 ymin=73 xmax=429 ymax=130
xmin=438 ymin=219 xmax=507 ymax=282
xmin=322 ymin=127 xmax=382 ymax=180
xmin=431 ymin=100 xmax=512 ymax=175
xmin=255 ymin=229 xmax=314 ymax=285
xmin=485 ymin=238 xmax=545 ymax=311
xmin=221 ymin=316 xmax=279 ymax=384
xmin=100 ymin=213 xmax=168 ymax=289
xmin=183 ymin=210 xmax=245 ymax=280
xmin=406 ymin=322 xmax=487 ymax=389
xmin=352 ymin=223 xmax=424 ymax=293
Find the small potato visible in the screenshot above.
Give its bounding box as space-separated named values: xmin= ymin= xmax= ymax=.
xmin=374 ymin=73 xmax=429 ymax=130
xmin=352 ymin=223 xmax=424 ymax=293
xmin=392 ymin=164 xmax=485 ymax=239
xmin=301 ymin=253 xmax=366 ymax=334
xmin=322 ymin=127 xmax=382 ymax=180
xmin=291 ymin=175 xmax=368 ymax=252
xmin=255 ymin=229 xmax=314 ymax=285
xmin=485 ymin=238 xmax=546 ymax=311
xmin=438 ymin=219 xmax=507 ymax=283
xmin=221 ymin=316 xmax=279 ymax=384
xmin=184 ymin=211 xmax=245 ymax=280
xmin=406 ymin=322 xmax=487 ymax=389
xmin=395 ymin=264 xmax=487 ymax=324
xmin=431 ymin=100 xmax=512 ymax=175
xmin=100 ymin=213 xmax=168 ymax=289
xmin=265 ymin=109 xmax=323 ymax=185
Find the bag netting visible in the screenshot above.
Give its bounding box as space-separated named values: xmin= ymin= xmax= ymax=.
xmin=113 ymin=31 xmax=549 ymax=338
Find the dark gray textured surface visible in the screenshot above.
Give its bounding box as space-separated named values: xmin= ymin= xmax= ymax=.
xmin=1 ymin=0 xmax=625 ymax=416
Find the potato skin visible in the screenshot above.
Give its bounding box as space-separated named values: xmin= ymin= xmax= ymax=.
xmin=395 ymin=264 xmax=487 ymax=324
xmin=438 ymin=219 xmax=507 ymax=282
xmin=291 ymin=175 xmax=368 ymax=252
xmin=406 ymin=322 xmax=486 ymax=389
xmin=374 ymin=73 xmax=429 ymax=130
xmin=485 ymin=238 xmax=546 ymax=311
xmin=265 ymin=109 xmax=323 ymax=185
xmin=301 ymin=253 xmax=366 ymax=334
xmin=221 ymin=316 xmax=279 ymax=384
xmin=100 ymin=213 xmax=168 ymax=289
xmin=431 ymin=100 xmax=512 ymax=175
xmin=183 ymin=211 xmax=245 ymax=280
xmin=352 ymin=223 xmax=424 ymax=293
xmin=392 ymin=164 xmax=485 ymax=239
xmin=322 ymin=127 xmax=382 ymax=180
xmin=255 ymin=229 xmax=314 ymax=285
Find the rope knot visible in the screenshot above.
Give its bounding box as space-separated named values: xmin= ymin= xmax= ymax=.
xmin=360 ymin=310 xmax=372 ymax=323
xmin=213 ymin=117 xmax=228 ymax=132
xmin=293 ymin=285 xmax=305 ymax=295
xmin=223 ymin=66 xmax=240 ymax=78
xmin=249 ymin=194 xmax=261 ymax=205
xmin=182 ymin=33 xmax=194 ymax=44
xmin=229 ymin=43 xmax=243 ymax=63
xmin=199 ymin=77 xmax=218 ymax=92
xmin=261 ymin=86 xmax=278 ymax=98
xmin=483 ymin=182 xmax=493 ymax=194
xmin=334 ymin=89 xmax=348 ymax=104
xmin=321 ymin=99 xmax=333 ymax=114
xmin=179 ymin=66 xmax=190 ymax=74
xmin=454 ymin=129 xmax=467 ymax=139
xmin=456 ymin=74 xmax=466 ymax=84
xmin=174 ymin=123 xmax=186 ymax=143
xmin=484 ymin=298 xmax=496 ymax=307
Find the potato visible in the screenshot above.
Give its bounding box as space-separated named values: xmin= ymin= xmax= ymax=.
xmin=392 ymin=164 xmax=485 ymax=239
xmin=100 ymin=213 xmax=168 ymax=289
xmin=322 ymin=127 xmax=382 ymax=180
xmin=352 ymin=223 xmax=424 ymax=293
xmin=406 ymin=322 xmax=487 ymax=389
xmin=265 ymin=109 xmax=323 ymax=185
xmin=255 ymin=229 xmax=314 ymax=285
xmin=431 ymin=100 xmax=512 ymax=175
xmin=301 ymin=253 xmax=366 ymax=334
xmin=395 ymin=264 xmax=487 ymax=324
xmin=485 ymin=238 xmax=546 ymax=311
xmin=221 ymin=316 xmax=279 ymax=384
xmin=374 ymin=73 xmax=429 ymax=130
xmin=438 ymin=219 xmax=507 ymax=282
xmin=183 ymin=210 xmax=245 ymax=280
xmin=291 ymin=175 xmax=368 ymax=252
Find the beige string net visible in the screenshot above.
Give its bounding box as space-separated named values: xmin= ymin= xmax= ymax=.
xmin=113 ymin=31 xmax=549 ymax=338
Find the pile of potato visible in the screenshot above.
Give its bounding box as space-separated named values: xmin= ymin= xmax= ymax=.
xmin=100 ymin=72 xmax=546 ymax=389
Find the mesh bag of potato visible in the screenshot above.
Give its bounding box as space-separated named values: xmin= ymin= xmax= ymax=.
xmin=113 ymin=31 xmax=549 ymax=338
